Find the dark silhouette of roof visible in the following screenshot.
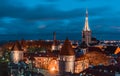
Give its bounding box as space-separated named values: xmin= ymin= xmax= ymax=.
xmin=11 ymin=41 xmax=22 ymax=51
xmin=53 ymin=40 xmax=60 ymax=46
xmin=91 ymin=37 xmax=97 ymax=41
xmin=117 ymin=52 xmax=120 ymax=57
xmin=80 ymin=65 xmax=118 ymax=76
xmin=60 ymin=38 xmax=75 ymax=55
xmin=104 ymin=46 xmax=118 ymax=55
xmin=79 ymin=41 xmax=88 ymax=48
xmin=20 ymin=39 xmax=26 ymax=47
xmin=88 ymin=47 xmax=102 ymax=52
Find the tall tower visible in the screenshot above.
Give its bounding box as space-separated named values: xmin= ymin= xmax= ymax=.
xmin=53 ymin=32 xmax=56 ymax=41
xmin=51 ymin=32 xmax=60 ymax=51
xmin=59 ymin=38 xmax=75 ymax=75
xmin=11 ymin=41 xmax=23 ymax=64
xmin=82 ymin=9 xmax=91 ymax=45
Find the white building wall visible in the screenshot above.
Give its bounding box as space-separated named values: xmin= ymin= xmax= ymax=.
xmin=75 ymin=59 xmax=89 ymax=73
xmin=11 ymin=51 xmax=23 ymax=64
xmin=59 ymin=55 xmax=75 ymax=75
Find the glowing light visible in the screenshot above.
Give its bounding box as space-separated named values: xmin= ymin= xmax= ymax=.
xmin=50 ymin=67 xmax=55 ymax=71
xmin=13 ymin=51 xmax=19 ymax=63
xmin=48 ymin=60 xmax=58 ymax=72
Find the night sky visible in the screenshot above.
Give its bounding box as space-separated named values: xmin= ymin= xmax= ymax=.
xmin=0 ymin=0 xmax=120 ymax=40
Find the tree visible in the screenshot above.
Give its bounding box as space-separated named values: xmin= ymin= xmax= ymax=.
xmin=0 ymin=48 xmax=11 ymax=63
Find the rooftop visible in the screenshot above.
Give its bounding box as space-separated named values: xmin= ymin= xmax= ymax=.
xmin=60 ymin=38 xmax=75 ymax=55
xmin=11 ymin=41 xmax=22 ymax=51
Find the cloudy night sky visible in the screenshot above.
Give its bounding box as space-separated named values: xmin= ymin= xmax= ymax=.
xmin=0 ymin=0 xmax=120 ymax=40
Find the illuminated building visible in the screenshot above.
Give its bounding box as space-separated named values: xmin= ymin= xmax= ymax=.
xmin=82 ymin=9 xmax=91 ymax=45
xmin=9 ymin=41 xmax=29 ymax=76
xmin=59 ymin=38 xmax=75 ymax=75
xmin=32 ymin=38 xmax=91 ymax=75
xmin=34 ymin=54 xmax=58 ymax=71
xmin=3 ymin=9 xmax=116 ymax=76
xmin=10 ymin=41 xmax=23 ymax=64
xmin=51 ymin=32 xmax=61 ymax=52
xmin=75 ymin=56 xmax=89 ymax=73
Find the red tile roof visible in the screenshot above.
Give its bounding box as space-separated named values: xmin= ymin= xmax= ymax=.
xmin=11 ymin=41 xmax=22 ymax=51
xmin=60 ymin=38 xmax=75 ymax=55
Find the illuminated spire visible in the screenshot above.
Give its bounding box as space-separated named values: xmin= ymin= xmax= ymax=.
xmin=83 ymin=9 xmax=90 ymax=31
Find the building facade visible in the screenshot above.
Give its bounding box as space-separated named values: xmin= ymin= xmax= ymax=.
xmin=10 ymin=41 xmax=23 ymax=64
xmin=59 ymin=38 xmax=75 ymax=75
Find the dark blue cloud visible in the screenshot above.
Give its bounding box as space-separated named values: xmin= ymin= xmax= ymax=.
xmin=0 ymin=0 xmax=120 ymax=40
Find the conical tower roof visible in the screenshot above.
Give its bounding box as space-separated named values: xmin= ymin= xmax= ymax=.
xmin=83 ymin=9 xmax=90 ymax=31
xmin=11 ymin=41 xmax=22 ymax=51
xmin=60 ymin=38 xmax=75 ymax=55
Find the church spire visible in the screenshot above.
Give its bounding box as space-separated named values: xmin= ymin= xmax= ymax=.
xmin=83 ymin=9 xmax=90 ymax=31
xmin=53 ymin=32 xmax=56 ymax=41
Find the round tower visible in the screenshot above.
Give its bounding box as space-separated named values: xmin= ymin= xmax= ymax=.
xmin=11 ymin=41 xmax=23 ymax=64
xmin=59 ymin=38 xmax=75 ymax=75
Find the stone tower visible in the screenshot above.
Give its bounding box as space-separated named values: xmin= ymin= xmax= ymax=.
xmin=51 ymin=32 xmax=60 ymax=51
xmin=11 ymin=41 xmax=23 ymax=64
xmin=59 ymin=38 xmax=75 ymax=75
xmin=82 ymin=9 xmax=91 ymax=45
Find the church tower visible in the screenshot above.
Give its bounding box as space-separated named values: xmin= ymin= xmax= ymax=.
xmin=59 ymin=38 xmax=75 ymax=75
xmin=82 ymin=9 xmax=91 ymax=45
xmin=51 ymin=32 xmax=60 ymax=51
xmin=53 ymin=32 xmax=56 ymax=41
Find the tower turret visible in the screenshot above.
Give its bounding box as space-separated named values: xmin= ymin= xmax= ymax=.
xmin=59 ymin=38 xmax=75 ymax=75
xmin=11 ymin=41 xmax=23 ymax=64
xmin=51 ymin=32 xmax=60 ymax=51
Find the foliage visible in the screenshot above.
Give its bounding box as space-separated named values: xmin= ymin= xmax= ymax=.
xmin=0 ymin=48 xmax=11 ymax=63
